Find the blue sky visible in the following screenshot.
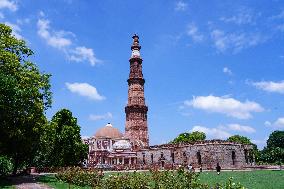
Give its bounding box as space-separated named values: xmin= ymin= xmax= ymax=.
xmin=1 ymin=0 xmax=284 ymax=149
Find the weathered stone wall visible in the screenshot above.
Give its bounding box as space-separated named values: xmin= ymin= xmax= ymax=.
xmin=137 ymin=140 xmax=253 ymax=169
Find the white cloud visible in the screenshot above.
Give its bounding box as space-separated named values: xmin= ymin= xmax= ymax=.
xmin=191 ymin=125 xmax=231 ymax=139
xmin=37 ymin=19 xmax=72 ymax=49
xmin=227 ymin=123 xmax=256 ymax=133
xmin=81 ymin=136 xmax=90 ymax=140
xmin=251 ymin=139 xmax=266 ymax=145
xmin=0 ymin=12 xmax=4 ymax=19
xmin=175 ymin=1 xmax=187 ymax=11
xmin=270 ymin=11 xmax=284 ymax=32
xmin=65 ymin=82 xmax=105 ymax=101
xmin=16 ymin=18 xmax=30 ymax=25
xmin=276 ymin=24 xmax=284 ymax=32
xmin=274 ymin=118 xmax=284 ymax=127
xmin=4 ymin=21 xmax=22 ymax=39
xmin=251 ymin=81 xmax=284 ymax=94
xmin=220 ymin=8 xmax=255 ymax=25
xmin=223 ymin=67 xmax=233 ymax=75
xmin=191 ymin=123 xmax=255 ymax=140
xmin=186 ymin=23 xmax=204 ymax=42
xmin=37 ymin=15 xmax=101 ymax=66
xmin=251 ymin=138 xmax=267 ymax=149
xmin=270 ymin=10 xmax=284 ymax=20
xmin=265 ymin=117 xmax=284 ymax=128
xmin=89 ymin=112 xmax=113 ymax=121
xmin=184 ymin=95 xmax=264 ymax=119
xmin=69 ymin=46 xmax=101 ymax=66
xmin=39 ymin=10 xmax=45 ymax=17
xmin=264 ymin=121 xmax=271 ymax=127
xmin=0 ymin=0 xmax=17 ymax=11
xmin=64 ymin=0 xmax=74 ymax=4
xmin=210 ymin=29 xmax=265 ymax=53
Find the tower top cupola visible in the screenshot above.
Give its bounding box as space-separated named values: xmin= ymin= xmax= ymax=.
xmin=131 ymin=34 xmax=141 ymax=58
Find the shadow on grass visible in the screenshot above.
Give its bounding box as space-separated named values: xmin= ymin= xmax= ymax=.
xmin=0 ymin=174 xmax=40 ymax=189
xmin=0 ymin=177 xmax=15 ymax=189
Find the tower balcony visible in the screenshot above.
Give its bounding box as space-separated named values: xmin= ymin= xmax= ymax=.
xmin=125 ymin=105 xmax=148 ymax=114
xmin=127 ymin=78 xmax=145 ymax=85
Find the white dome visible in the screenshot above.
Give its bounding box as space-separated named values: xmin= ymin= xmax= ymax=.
xmin=113 ymin=140 xmax=132 ymax=150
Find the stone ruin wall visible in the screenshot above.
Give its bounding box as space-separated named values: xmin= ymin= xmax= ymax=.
xmin=136 ymin=140 xmax=253 ymax=169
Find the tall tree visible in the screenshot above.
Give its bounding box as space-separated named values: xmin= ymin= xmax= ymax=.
xmin=227 ymin=135 xmax=251 ymax=144
xmin=267 ymin=131 xmax=284 ymax=149
xmin=172 ymin=131 xmax=206 ymax=144
xmin=38 ymin=109 xmax=88 ymax=167
xmin=0 ymin=24 xmax=52 ymax=174
xmin=260 ymin=131 xmax=284 ymax=163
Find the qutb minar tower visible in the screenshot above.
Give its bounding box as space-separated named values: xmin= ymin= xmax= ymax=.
xmin=125 ymin=34 xmax=149 ymax=149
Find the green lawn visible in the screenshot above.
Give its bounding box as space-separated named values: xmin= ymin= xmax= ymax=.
xmin=3 ymin=170 xmax=282 ymax=189
xmin=199 ymin=170 xmax=284 ymax=189
xmin=42 ymin=170 xmax=284 ymax=189
xmin=37 ymin=175 xmax=91 ymax=189
xmin=0 ymin=178 xmax=15 ymax=189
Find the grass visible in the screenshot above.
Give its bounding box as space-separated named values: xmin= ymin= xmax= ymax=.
xmin=199 ymin=170 xmax=284 ymax=189
xmin=0 ymin=177 xmax=15 ymax=189
xmin=37 ymin=175 xmax=91 ymax=189
xmin=2 ymin=170 xmax=283 ymax=189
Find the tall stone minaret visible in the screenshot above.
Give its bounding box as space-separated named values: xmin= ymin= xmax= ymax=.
xmin=125 ymin=34 xmax=149 ymax=149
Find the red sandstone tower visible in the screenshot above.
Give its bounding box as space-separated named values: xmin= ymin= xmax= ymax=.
xmin=125 ymin=34 xmax=149 ymax=149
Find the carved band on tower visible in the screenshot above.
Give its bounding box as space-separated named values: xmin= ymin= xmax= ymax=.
xmin=125 ymin=34 xmax=149 ymax=149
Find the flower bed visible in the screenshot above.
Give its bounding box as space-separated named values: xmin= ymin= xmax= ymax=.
xmin=55 ymin=167 xmax=245 ymax=189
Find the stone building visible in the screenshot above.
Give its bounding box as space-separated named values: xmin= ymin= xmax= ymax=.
xmin=84 ymin=123 xmax=137 ymax=168
xmin=84 ymin=35 xmax=253 ymax=170
xmin=137 ymin=140 xmax=253 ymax=170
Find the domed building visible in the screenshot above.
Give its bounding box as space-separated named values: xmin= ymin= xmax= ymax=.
xmin=84 ymin=123 xmax=137 ymax=167
xmin=95 ymin=123 xmax=123 ymax=139
xmin=83 ymin=35 xmax=254 ymax=170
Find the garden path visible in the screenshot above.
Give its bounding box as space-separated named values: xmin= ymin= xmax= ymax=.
xmin=11 ymin=175 xmax=53 ymax=189
xmin=16 ymin=183 xmax=53 ymax=189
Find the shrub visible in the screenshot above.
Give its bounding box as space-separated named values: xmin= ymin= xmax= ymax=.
xmin=56 ymin=167 xmax=102 ymax=187
xmin=55 ymin=167 xmax=245 ymax=189
xmin=0 ymin=155 xmax=13 ymax=177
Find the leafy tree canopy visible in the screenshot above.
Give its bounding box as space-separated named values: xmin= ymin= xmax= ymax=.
xmin=35 ymin=109 xmax=88 ymax=167
xmin=0 ymin=24 xmax=52 ymax=174
xmin=172 ymin=131 xmax=206 ymax=144
xmin=259 ymin=131 xmax=284 ymax=163
xmin=227 ymin=135 xmax=251 ymax=145
xmin=267 ymin=130 xmax=284 ymax=149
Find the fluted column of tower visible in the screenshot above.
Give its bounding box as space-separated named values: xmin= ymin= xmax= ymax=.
xmin=125 ymin=34 xmax=149 ymax=149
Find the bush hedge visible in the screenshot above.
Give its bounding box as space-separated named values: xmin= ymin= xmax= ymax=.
xmin=0 ymin=155 xmax=13 ymax=177
xmin=56 ymin=167 xmax=245 ymax=189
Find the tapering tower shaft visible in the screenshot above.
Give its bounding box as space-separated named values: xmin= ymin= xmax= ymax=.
xmin=125 ymin=34 xmax=149 ymax=149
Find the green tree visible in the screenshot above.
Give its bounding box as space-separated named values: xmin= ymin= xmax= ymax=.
xmin=172 ymin=131 xmax=206 ymax=144
xmin=267 ymin=130 xmax=284 ymax=149
xmin=32 ymin=122 xmax=56 ymax=168
xmin=37 ymin=109 xmax=88 ymax=167
xmin=227 ymin=135 xmax=251 ymax=144
xmin=0 ymin=155 xmax=13 ymax=177
xmin=0 ymin=24 xmax=52 ymax=174
xmin=259 ymin=131 xmax=284 ymax=163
